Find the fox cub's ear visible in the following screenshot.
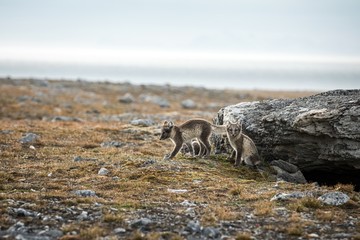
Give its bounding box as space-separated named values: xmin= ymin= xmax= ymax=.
xmin=163 ymin=120 xmax=174 ymax=128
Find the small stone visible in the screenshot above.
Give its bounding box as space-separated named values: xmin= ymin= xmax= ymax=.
xmin=185 ymin=220 xmax=201 ymax=233
xmin=8 ymin=207 xmax=37 ymax=217
xmin=308 ymin=233 xmax=320 ymax=238
xmin=77 ymin=211 xmax=89 ymax=220
xmin=0 ymin=130 xmax=13 ymax=134
xmin=98 ymin=167 xmax=109 ymax=176
xmin=7 ymin=221 xmax=25 ymax=233
xmin=130 ymin=119 xmax=155 ymax=127
xmin=73 ymin=190 xmax=97 ymax=197
xmin=318 ymin=191 xmax=350 ymax=206
xmin=73 ymin=156 xmax=97 ymax=162
xmin=202 ymin=227 xmax=221 ymax=238
xmin=181 ymin=99 xmax=197 ymax=109
xmin=184 ymin=208 xmax=196 ymax=217
xmin=73 ymin=156 xmax=83 ymax=162
xmin=270 ymin=192 xmax=307 ymax=201
xmin=167 ymin=189 xmax=188 ymax=193
xmin=180 ymin=200 xmax=196 ymax=207
xmin=40 ymin=229 xmax=63 ymax=239
xmin=130 ymin=218 xmax=153 ymax=229
xmin=51 ymin=116 xmax=82 ymax=122
xmin=141 ymin=159 xmax=156 ymax=167
xmin=331 ymin=233 xmax=352 ymax=238
xmin=100 ymin=141 xmax=125 ymax=148
xmin=19 ymin=133 xmax=39 ymax=144
xmin=140 ymin=94 xmax=170 ymax=108
xmin=114 ymin=228 xmax=126 ymax=234
xmin=119 ymin=93 xmax=135 ymax=104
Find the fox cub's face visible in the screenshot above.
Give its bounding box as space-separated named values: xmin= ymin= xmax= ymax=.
xmin=226 ymin=122 xmax=242 ymax=138
xmin=160 ymin=120 xmax=174 ymax=140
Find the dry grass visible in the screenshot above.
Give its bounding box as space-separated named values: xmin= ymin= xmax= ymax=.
xmin=235 ymin=232 xmax=253 ymax=240
xmin=252 ymin=200 xmax=274 ymax=216
xmin=0 ymin=79 xmax=358 ymax=239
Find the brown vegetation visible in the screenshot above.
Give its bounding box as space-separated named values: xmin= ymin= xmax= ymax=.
xmin=0 ymin=78 xmax=358 ymax=239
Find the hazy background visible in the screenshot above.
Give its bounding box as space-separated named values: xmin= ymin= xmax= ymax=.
xmin=1 ymin=0 xmax=360 ymax=90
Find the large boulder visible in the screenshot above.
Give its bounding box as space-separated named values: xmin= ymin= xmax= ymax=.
xmin=213 ymin=90 xmax=360 ymax=187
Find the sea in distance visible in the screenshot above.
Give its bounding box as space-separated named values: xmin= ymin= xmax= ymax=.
xmin=1 ymin=60 xmax=359 ymax=91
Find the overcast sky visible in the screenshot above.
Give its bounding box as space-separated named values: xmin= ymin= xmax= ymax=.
xmin=0 ymin=0 xmax=359 ymax=89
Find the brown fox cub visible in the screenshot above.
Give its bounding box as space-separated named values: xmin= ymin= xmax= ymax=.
xmin=160 ymin=119 xmax=222 ymax=160
xmin=226 ymin=121 xmax=261 ymax=167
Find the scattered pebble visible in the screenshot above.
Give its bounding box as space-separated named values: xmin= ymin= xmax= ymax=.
xmin=130 ymin=218 xmax=153 ymax=229
xmin=73 ymin=156 xmax=97 ymax=162
xmin=180 ymin=200 xmax=196 ymax=207
xmin=167 ymin=189 xmax=188 ymax=194
xmin=51 ymin=116 xmax=82 ymax=122
xmin=114 ymin=228 xmax=126 ymax=234
xmin=8 ymin=207 xmax=39 ymax=217
xmin=203 ymin=227 xmax=221 ymax=239
xmin=98 ymin=167 xmax=109 ymax=176
xmin=0 ymin=130 xmax=13 ymax=134
xmin=181 ymin=99 xmax=197 ymax=109
xmin=130 ymin=119 xmax=155 ymax=127
xmin=318 ymin=191 xmax=350 ymax=206
xmin=270 ymin=191 xmax=308 ymax=201
xmin=73 ymin=190 xmax=97 ymax=197
xmin=100 ymin=141 xmax=125 ymax=148
xmin=140 ymin=94 xmax=170 ymax=108
xmin=185 ymin=220 xmax=201 ymax=233
xmin=308 ymin=233 xmax=320 ymax=238
xmin=19 ymin=133 xmax=39 ymax=144
xmin=119 ymin=93 xmax=135 ymax=104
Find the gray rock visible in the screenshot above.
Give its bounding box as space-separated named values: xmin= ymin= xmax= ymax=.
xmin=213 ymin=90 xmax=360 ymax=185
xmin=180 ymin=200 xmax=197 ymax=207
xmin=140 ymin=94 xmax=170 ymax=108
xmin=130 ymin=119 xmax=155 ymax=127
xmin=52 ymin=116 xmax=82 ymax=122
xmin=270 ymin=160 xmax=307 ymax=184
xmin=19 ymin=133 xmax=39 ymax=144
xmin=181 ymin=99 xmax=197 ymax=109
xmin=8 ymin=208 xmax=39 ymax=217
xmin=0 ymin=130 xmax=13 ymax=134
xmin=98 ymin=167 xmax=109 ymax=176
xmin=38 ymin=229 xmax=63 ymax=239
xmin=100 ymin=141 xmax=125 ymax=148
xmin=7 ymin=221 xmax=26 ymax=233
xmin=270 ymin=192 xmax=309 ymax=201
xmin=130 ymin=218 xmax=153 ymax=229
xmin=73 ymin=156 xmax=97 ymax=162
xmin=318 ymin=191 xmax=350 ymax=206
xmin=141 ymin=159 xmax=156 ymax=167
xmin=119 ymin=93 xmax=135 ymax=104
xmin=202 ymin=227 xmax=221 ymax=239
xmin=17 ymin=95 xmax=42 ymax=103
xmin=185 ymin=220 xmax=201 ymax=233
xmin=77 ymin=211 xmax=89 ymax=220
xmin=73 ymin=190 xmax=97 ymax=197
xmin=114 ymin=228 xmax=126 ymax=234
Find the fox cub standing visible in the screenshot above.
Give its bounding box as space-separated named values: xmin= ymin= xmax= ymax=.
xmin=226 ymin=121 xmax=261 ymax=167
xmin=160 ymin=119 xmax=223 ymax=160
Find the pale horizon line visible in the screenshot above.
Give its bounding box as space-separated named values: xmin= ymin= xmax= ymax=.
xmin=1 ymin=45 xmax=360 ymax=70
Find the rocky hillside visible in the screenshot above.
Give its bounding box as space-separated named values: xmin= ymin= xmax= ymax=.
xmin=0 ymin=78 xmax=359 ymax=240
